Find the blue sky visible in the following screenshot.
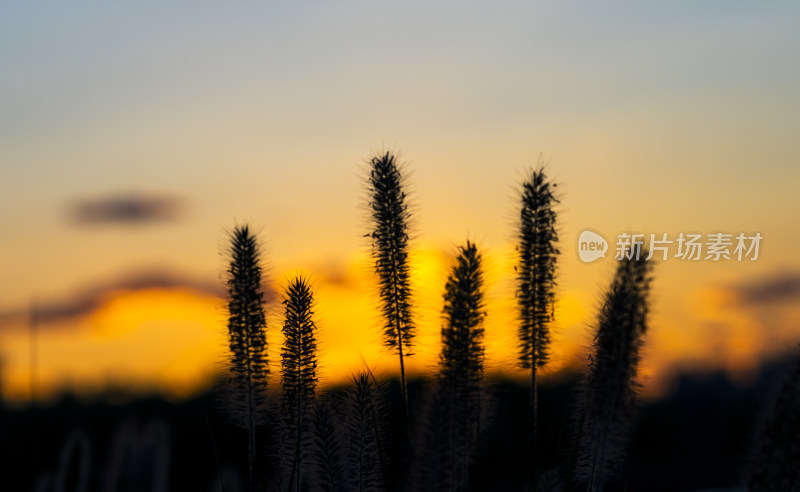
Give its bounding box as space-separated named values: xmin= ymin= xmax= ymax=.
xmin=3 ymin=0 xmax=799 ymax=297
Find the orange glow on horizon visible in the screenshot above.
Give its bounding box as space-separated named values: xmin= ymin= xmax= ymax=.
xmin=1 ymin=245 xmax=798 ymax=405
xmin=1 ymin=288 xmax=228 ymax=403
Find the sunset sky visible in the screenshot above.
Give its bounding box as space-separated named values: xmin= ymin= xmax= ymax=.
xmin=2 ymin=1 xmax=799 ymax=404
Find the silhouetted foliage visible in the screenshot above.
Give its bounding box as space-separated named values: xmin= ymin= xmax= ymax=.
xmin=224 ymin=225 xmax=269 ymax=492
xmin=571 ymin=254 xmax=652 ymax=492
xmin=535 ymin=469 xmax=563 ymax=492
xmin=745 ymin=344 xmax=800 ymax=492
xmin=309 ymin=399 xmax=346 ymax=492
xmin=0 ymin=357 xmax=5 ymax=414
xmin=409 ymin=383 xmax=457 ymax=492
xmin=440 ymin=241 xmax=486 ymax=395
xmin=437 ymin=241 xmax=486 ymax=491
xmin=280 ymin=276 xmax=319 ymax=492
xmin=343 ymin=373 xmax=389 ymax=492
xmin=366 ymin=151 xmax=415 ymax=418
xmin=104 ymin=419 xmax=171 ymax=492
xmin=516 ymin=166 xmax=558 ymax=485
xmin=517 ymin=167 xmax=559 ymax=371
xmin=52 ymin=428 xmax=92 ymax=492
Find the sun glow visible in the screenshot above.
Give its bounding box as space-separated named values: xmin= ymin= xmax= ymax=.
xmin=1 ymin=245 xmax=589 ymax=402
xmin=2 ymin=243 xmax=794 ymax=404
xmin=1 ymin=288 xmax=228 ymax=402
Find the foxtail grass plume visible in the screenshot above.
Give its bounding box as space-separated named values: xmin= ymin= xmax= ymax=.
xmin=343 ymin=372 xmax=389 ymax=492
xmin=439 ymin=240 xmax=486 ymax=491
xmin=409 ymin=384 xmax=457 ymax=492
xmin=440 ymin=241 xmax=486 ymax=394
xmin=225 ymin=225 xmax=269 ymax=492
xmin=55 ymin=429 xmax=92 ymax=492
xmin=745 ymin=344 xmax=800 ymax=492
xmin=103 ymin=419 xmax=171 ymax=492
xmin=366 ymin=151 xmax=415 ymax=418
xmin=572 ymin=254 xmax=652 ymax=492
xmin=280 ymin=276 xmax=319 ymax=492
xmin=309 ymin=399 xmax=346 ymax=492
xmin=516 ymin=166 xmax=558 ymax=486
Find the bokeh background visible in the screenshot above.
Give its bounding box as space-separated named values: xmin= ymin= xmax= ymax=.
xmin=2 ymin=0 xmax=799 ymax=408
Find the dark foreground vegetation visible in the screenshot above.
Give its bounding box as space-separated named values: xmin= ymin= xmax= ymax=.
xmin=1 ymin=359 xmax=795 ymax=492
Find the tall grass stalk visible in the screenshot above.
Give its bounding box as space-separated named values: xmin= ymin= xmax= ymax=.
xmin=516 ymin=166 xmax=558 ymax=487
xmin=439 ymin=240 xmax=486 ymax=491
xmin=366 ymin=151 xmax=415 ymax=419
xmin=343 ymin=372 xmax=389 ymax=492
xmin=280 ymin=276 xmax=319 ymax=492
xmin=745 ymin=343 xmax=800 ymax=491
xmin=572 ymin=254 xmax=652 ymax=492
xmin=225 ymin=225 xmax=269 ymax=492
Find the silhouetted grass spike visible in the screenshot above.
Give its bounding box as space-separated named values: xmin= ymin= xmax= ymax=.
xmin=343 ymin=372 xmax=389 ymax=492
xmin=104 ymin=419 xmax=172 ymax=492
xmin=534 ymin=469 xmax=563 ymax=492
xmin=367 ymin=151 xmax=415 ymax=418
xmin=437 ymin=240 xmax=487 ymax=491
xmin=280 ymin=275 xmax=319 ymax=492
xmin=440 ymin=241 xmax=486 ymax=391
xmin=225 ymin=225 xmax=269 ymax=492
xmin=517 ymin=167 xmax=558 ymax=369
xmin=409 ymin=383 xmax=458 ymax=492
xmin=745 ymin=343 xmax=800 ymax=492
xmin=55 ymin=429 xmax=92 ymax=492
xmin=572 ymin=254 xmax=652 ymax=492
xmin=516 ymin=166 xmax=558 ymax=487
xmin=309 ymin=399 xmax=346 ymax=492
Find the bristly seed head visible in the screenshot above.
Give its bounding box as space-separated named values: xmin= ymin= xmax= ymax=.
xmin=367 ymin=151 xmax=415 ymax=355
xmin=517 ymin=167 xmax=559 ymax=370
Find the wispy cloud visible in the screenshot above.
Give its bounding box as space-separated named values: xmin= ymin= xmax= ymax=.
xmin=67 ymin=193 xmax=184 ymax=225
xmin=735 ymin=272 xmax=800 ymax=306
xmin=0 ymin=270 xmax=227 ymax=329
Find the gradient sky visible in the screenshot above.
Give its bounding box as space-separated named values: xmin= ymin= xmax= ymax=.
xmin=2 ymin=1 xmax=799 ymax=403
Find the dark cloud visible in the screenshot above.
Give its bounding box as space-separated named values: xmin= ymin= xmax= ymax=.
xmin=67 ymin=193 xmax=183 ymax=225
xmin=735 ymin=272 xmax=800 ymax=306
xmin=0 ymin=271 xmax=231 ymax=329
xmin=310 ymin=257 xmax=354 ymax=289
